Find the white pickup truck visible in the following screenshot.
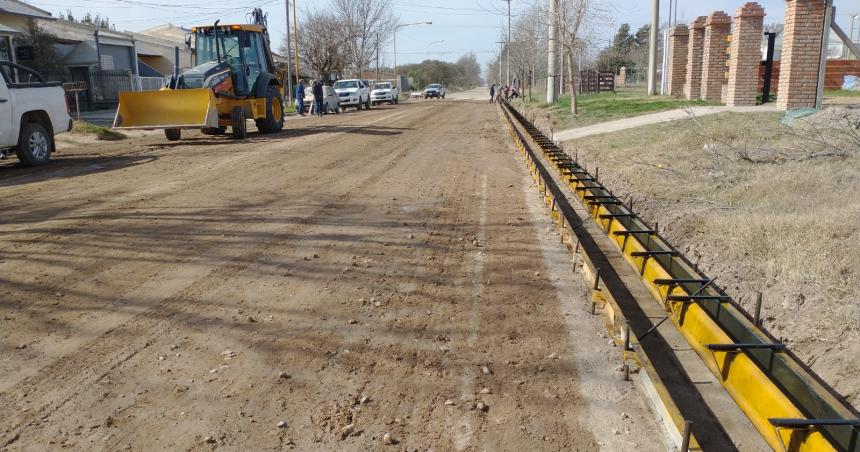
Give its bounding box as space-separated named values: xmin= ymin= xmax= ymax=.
xmin=0 ymin=62 xmax=72 ymax=166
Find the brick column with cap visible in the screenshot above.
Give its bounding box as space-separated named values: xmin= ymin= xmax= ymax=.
xmin=701 ymin=11 xmax=732 ymax=101
xmin=777 ymin=0 xmax=826 ymax=109
xmin=726 ymin=3 xmax=766 ymax=106
xmin=683 ymin=16 xmax=707 ymax=100
xmin=667 ymin=25 xmax=689 ymax=97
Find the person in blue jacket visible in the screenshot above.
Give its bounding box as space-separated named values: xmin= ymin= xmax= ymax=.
xmin=295 ymin=80 xmax=306 ymax=116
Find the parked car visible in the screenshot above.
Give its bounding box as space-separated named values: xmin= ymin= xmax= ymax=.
xmin=333 ymin=79 xmax=371 ymax=110
xmin=423 ymin=83 xmax=445 ymax=99
xmin=302 ymin=85 xmax=340 ymax=114
xmin=370 ymin=82 xmax=398 ymax=105
xmin=0 ymin=61 xmax=71 ymax=166
xmin=409 ymin=91 xmax=423 ymax=99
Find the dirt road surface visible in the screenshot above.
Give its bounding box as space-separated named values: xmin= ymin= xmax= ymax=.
xmin=1 ymin=97 xmax=665 ymax=451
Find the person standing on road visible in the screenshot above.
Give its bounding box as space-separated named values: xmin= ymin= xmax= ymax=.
xmin=312 ymin=80 xmax=325 ymax=117
xmin=295 ymin=79 xmax=306 ymax=116
xmin=490 ymin=84 xmax=496 ymax=103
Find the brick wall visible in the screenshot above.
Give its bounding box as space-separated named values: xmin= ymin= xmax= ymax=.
xmin=726 ymin=3 xmax=766 ymax=106
xmin=667 ymin=25 xmax=689 ymax=97
xmin=701 ymin=11 xmax=732 ymax=101
xmin=776 ymin=0 xmax=826 ymax=109
xmin=760 ymin=60 xmax=860 ymax=92
xmin=683 ymin=16 xmax=707 ymax=100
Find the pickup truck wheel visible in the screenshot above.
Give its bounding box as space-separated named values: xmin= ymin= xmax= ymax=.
xmin=231 ymin=107 xmax=247 ymax=139
xmin=365 ymin=97 xmax=371 ymax=109
xmin=442 ymin=93 xmax=446 ymax=99
xmin=164 ymin=128 xmax=181 ymax=141
xmin=16 ymin=122 xmax=52 ymax=166
xmin=255 ymin=84 xmax=284 ymax=133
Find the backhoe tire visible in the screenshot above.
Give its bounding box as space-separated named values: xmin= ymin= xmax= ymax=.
xmin=165 ymin=128 xmax=181 ymax=141
xmin=255 ymin=84 xmax=284 ymax=133
xmin=15 ymin=122 xmax=52 ymax=166
xmin=231 ymin=107 xmax=247 ymax=139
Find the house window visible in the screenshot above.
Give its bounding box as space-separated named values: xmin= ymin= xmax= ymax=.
xmin=100 ymin=54 xmax=114 ymax=70
xmin=0 ymin=36 xmax=12 ymax=62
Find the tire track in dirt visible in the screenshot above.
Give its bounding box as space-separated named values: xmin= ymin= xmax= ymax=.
xmin=0 ymin=105 xmax=440 ymax=446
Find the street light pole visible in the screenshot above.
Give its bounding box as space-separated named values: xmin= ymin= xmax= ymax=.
xmin=428 ymin=40 xmax=444 ymax=60
xmin=393 ymin=21 xmax=432 ymax=77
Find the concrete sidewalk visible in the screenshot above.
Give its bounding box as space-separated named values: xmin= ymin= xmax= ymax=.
xmin=554 ymin=104 xmax=779 ymax=142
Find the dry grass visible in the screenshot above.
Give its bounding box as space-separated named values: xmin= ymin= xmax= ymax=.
xmin=566 ymin=110 xmax=860 ymax=407
xmin=70 ymin=120 xmax=126 ymax=141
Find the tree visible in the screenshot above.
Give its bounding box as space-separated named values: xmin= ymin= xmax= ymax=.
xmin=633 ymin=24 xmax=650 ymax=48
xmin=508 ymin=4 xmax=546 ymax=99
xmin=286 ymin=8 xmax=348 ymax=81
xmin=331 ymin=0 xmax=398 ymax=77
xmin=13 ymin=20 xmax=63 ymax=75
xmin=59 ymin=11 xmax=114 ymax=30
xmin=612 ymin=23 xmax=632 ymax=53
xmin=399 ymin=54 xmax=481 ymax=90
xmin=553 ymin=0 xmax=609 ymax=113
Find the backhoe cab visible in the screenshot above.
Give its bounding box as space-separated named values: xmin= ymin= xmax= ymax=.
xmin=113 ymin=9 xmax=285 ymax=141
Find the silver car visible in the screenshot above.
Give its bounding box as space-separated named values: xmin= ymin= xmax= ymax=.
xmin=303 ymin=85 xmax=341 ymax=114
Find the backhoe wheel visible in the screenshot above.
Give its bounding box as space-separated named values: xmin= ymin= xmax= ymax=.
xmin=165 ymin=128 xmax=181 ymax=141
xmin=255 ymin=84 xmax=284 ymax=133
xmin=15 ymin=122 xmax=52 ymax=166
xmin=231 ymin=107 xmax=247 ymax=139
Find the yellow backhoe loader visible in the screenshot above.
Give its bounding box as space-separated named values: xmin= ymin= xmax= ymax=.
xmin=112 ymin=9 xmax=285 ymax=141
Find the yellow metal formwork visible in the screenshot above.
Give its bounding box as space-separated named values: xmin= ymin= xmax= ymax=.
xmin=499 ymin=102 xmax=855 ymax=452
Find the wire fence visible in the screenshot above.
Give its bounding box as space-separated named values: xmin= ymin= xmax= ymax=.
xmin=42 ymin=69 xmax=164 ymax=111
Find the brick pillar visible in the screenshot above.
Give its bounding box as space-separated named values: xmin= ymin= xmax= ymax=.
xmin=667 ymin=25 xmax=689 ymax=97
xmin=683 ymin=16 xmax=707 ymax=100
xmin=701 ymin=11 xmax=732 ymax=101
xmin=726 ymin=3 xmax=766 ymax=106
xmin=777 ymin=0 xmax=826 ymax=109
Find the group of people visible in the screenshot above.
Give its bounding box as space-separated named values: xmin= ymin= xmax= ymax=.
xmin=294 ymin=79 xmax=326 ymax=117
xmin=489 ymin=81 xmax=520 ymax=103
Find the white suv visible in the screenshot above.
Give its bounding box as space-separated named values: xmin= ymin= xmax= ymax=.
xmin=371 ymin=82 xmax=398 ymax=105
xmin=333 ymin=79 xmax=371 ymax=110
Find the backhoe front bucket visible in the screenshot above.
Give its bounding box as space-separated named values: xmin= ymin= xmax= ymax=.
xmin=112 ymin=88 xmax=219 ymax=130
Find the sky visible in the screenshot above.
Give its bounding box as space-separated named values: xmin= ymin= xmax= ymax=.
xmin=30 ymin=0 xmax=860 ymax=71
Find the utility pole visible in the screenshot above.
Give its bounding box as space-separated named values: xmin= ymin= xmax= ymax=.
xmin=647 ymin=0 xmax=659 ymax=95
xmin=497 ymin=40 xmax=505 ymax=85
xmin=292 ymin=0 xmax=300 ymax=83
xmin=504 ymin=0 xmax=511 ymax=86
xmin=661 ymin=0 xmax=672 ymax=94
xmin=284 ymin=0 xmax=293 ymax=101
xmin=546 ymin=0 xmax=558 ymax=102
xmin=376 ymin=32 xmax=380 ymax=82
